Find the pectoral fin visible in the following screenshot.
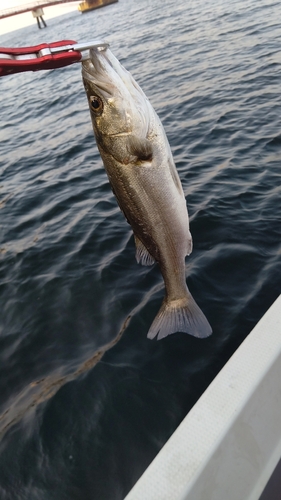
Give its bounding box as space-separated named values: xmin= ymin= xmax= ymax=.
xmin=134 ymin=236 xmax=155 ymax=266
xmin=127 ymin=136 xmax=153 ymax=163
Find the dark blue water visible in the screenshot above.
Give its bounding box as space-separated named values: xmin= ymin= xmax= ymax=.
xmin=0 ymin=0 xmax=280 ymax=498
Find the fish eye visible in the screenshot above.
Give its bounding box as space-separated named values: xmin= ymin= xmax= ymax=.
xmin=90 ymin=96 xmax=103 ymax=114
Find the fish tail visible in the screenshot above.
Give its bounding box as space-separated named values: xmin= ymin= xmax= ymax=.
xmin=147 ymin=291 xmax=212 ymax=341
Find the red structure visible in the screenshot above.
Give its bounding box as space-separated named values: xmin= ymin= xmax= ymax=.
xmin=0 ymin=0 xmax=78 ymax=19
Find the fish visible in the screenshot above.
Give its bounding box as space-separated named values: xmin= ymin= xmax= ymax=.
xmin=82 ymin=45 xmax=212 ymax=340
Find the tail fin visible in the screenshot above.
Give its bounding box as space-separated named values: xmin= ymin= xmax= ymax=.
xmin=147 ymin=292 xmax=212 ymax=340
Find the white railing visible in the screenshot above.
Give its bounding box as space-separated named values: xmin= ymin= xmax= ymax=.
xmin=0 ymin=0 xmax=77 ymax=18
xmin=125 ymin=295 xmax=281 ymax=500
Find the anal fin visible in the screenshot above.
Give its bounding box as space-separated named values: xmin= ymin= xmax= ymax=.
xmin=134 ymin=236 xmax=155 ymax=266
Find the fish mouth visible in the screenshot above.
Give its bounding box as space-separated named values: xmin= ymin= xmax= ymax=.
xmin=82 ymin=46 xmax=152 ymax=139
xmin=82 ymin=48 xmax=115 ymax=98
xmin=82 ymin=46 xmax=149 ymax=106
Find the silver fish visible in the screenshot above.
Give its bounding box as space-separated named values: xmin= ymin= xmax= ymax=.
xmin=82 ymin=46 xmax=212 ymax=340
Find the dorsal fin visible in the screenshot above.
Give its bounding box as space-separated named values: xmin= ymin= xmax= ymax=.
xmin=167 ymin=157 xmax=183 ymax=194
xmin=186 ymin=232 xmax=193 ymax=256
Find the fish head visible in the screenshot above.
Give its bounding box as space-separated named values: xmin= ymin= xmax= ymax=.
xmin=82 ymin=47 xmax=155 ymax=164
